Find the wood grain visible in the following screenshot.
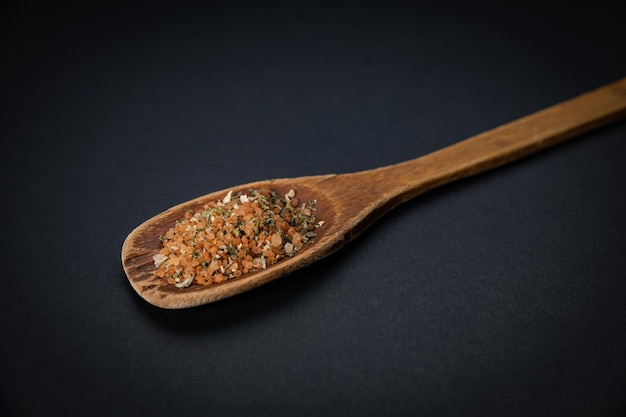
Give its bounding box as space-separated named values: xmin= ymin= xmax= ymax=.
xmin=122 ymin=77 xmax=626 ymax=308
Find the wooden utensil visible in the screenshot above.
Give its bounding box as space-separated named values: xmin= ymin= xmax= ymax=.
xmin=122 ymin=78 xmax=626 ymax=309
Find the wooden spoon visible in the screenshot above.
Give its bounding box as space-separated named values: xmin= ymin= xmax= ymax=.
xmin=122 ymin=78 xmax=626 ymax=309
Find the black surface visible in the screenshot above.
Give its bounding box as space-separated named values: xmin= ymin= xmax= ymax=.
xmin=2 ymin=1 xmax=626 ymax=416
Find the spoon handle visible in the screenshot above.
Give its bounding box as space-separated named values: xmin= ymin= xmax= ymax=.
xmin=367 ymin=77 xmax=626 ymax=203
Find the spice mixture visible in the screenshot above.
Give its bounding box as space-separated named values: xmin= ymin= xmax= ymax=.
xmin=153 ymin=188 xmax=323 ymax=287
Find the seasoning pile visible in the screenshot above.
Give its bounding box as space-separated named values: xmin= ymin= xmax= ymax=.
xmin=153 ymin=188 xmax=323 ymax=287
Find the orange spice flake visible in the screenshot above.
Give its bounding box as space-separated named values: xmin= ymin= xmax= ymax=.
xmin=153 ymin=188 xmax=322 ymax=288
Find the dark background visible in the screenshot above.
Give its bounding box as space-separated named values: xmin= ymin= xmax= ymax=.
xmin=2 ymin=1 xmax=625 ymax=416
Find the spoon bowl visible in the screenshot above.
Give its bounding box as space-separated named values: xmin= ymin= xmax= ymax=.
xmin=122 ymin=177 xmax=337 ymax=308
xmin=122 ymin=78 xmax=626 ymax=308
